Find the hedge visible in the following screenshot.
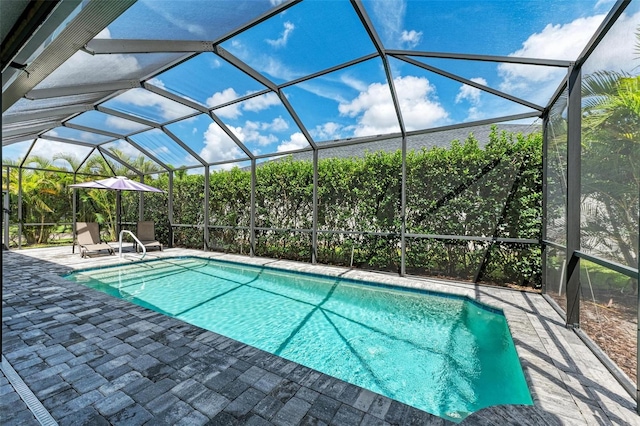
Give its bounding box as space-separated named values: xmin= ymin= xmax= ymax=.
xmin=141 ymin=126 xmax=542 ymax=288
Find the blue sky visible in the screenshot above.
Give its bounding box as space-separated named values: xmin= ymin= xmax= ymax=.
xmin=4 ymin=0 xmax=638 ymax=172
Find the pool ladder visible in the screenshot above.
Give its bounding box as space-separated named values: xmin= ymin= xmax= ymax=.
xmin=119 ymin=230 xmax=146 ymax=260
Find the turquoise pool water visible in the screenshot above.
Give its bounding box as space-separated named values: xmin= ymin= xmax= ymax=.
xmin=64 ymin=257 xmax=532 ymax=422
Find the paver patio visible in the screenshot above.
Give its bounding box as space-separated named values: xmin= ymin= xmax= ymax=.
xmin=2 ymin=246 xmax=638 ymax=425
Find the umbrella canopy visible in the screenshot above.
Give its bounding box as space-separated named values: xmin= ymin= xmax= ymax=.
xmin=70 ymin=176 xmax=164 ymax=245
xmin=69 ymin=176 xmax=164 ymax=193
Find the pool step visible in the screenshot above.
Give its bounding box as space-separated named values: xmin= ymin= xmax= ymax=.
xmin=76 ymin=258 xmax=208 ymax=287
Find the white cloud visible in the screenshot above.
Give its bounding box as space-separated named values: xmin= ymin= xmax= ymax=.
xmin=223 ymin=28 xmax=299 ymax=81
xmin=260 ymin=56 xmax=299 ymax=81
xmin=340 ymin=75 xmax=369 ymax=92
xmin=369 ymin=0 xmax=422 ymax=49
xmin=207 ymin=88 xmax=242 ymax=117
xmin=296 ymin=80 xmax=348 ymax=103
xmin=339 ymin=75 xmax=448 ymax=136
xmin=465 ymin=107 xmax=483 ymax=122
xmin=105 ymin=115 xmax=146 ymax=132
xmin=141 ymin=0 xmax=207 ymax=38
xmin=266 ymin=21 xmax=295 ymax=48
xmin=400 ymin=30 xmax=423 ymax=48
xmin=28 ymin=139 xmax=90 ymax=167
xmin=39 ymin=48 xmax=140 ymax=89
xmin=78 ymin=131 xmax=105 ymax=143
xmin=269 ymin=0 xmax=286 ymax=6
xmin=153 ymin=146 xmax=170 ymax=154
xmin=243 ymin=92 xmax=281 ymax=112
xmin=211 ymin=91 xmax=283 ymax=121
xmin=108 ymin=139 xmax=143 ymax=159
xmin=269 ymin=116 xmax=289 ymax=132
xmin=147 ymin=77 xmax=165 ymax=89
xmin=455 ymin=77 xmax=488 ymax=105
xmin=242 ymin=121 xmax=278 ymax=146
xmin=277 ymin=132 xmax=309 ymax=152
xmin=497 ymin=11 xmax=639 ymax=106
xmin=595 ymin=0 xmax=615 ymax=10
xmin=311 ymin=122 xmax=344 ymax=141
xmin=208 ymin=57 xmax=222 ymax=69
xmin=113 ymin=88 xmax=194 ymax=121
xmin=581 ymin=10 xmax=640 ymax=75
xmin=199 ymin=123 xmax=244 ymax=163
xmin=498 ymin=14 xmax=605 ymax=103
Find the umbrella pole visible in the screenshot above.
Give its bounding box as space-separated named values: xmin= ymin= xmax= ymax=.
xmin=116 ymin=191 xmax=121 ymax=240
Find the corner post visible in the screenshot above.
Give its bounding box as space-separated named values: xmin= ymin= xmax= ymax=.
xmin=566 ymin=64 xmax=581 ymax=327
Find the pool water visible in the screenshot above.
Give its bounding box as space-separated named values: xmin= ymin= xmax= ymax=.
xmin=64 ymin=257 xmax=532 ymax=422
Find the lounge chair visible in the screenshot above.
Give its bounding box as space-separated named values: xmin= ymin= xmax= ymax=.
xmin=76 ymin=222 xmax=114 ymax=258
xmin=136 ymin=221 xmax=162 ymax=252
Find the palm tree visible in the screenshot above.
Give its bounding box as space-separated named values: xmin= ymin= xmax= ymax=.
xmin=580 ymin=70 xmax=639 ymax=268
xmin=9 ymin=156 xmax=67 ymax=244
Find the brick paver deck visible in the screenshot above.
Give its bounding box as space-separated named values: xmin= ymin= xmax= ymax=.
xmin=2 ymin=246 xmax=638 ymax=425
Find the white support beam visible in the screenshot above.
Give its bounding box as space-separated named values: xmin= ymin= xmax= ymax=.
xmin=208 ymin=112 xmax=255 ymax=160
xmin=215 ymin=46 xmax=278 ymax=92
xmin=37 ymin=135 xmax=106 ymax=148
xmin=2 ymin=134 xmax=40 ymax=146
xmin=162 ymin=127 xmax=208 ymax=167
xmin=25 ymin=80 xmax=140 ymax=100
xmin=96 ymin=105 xmax=159 ymax=129
xmin=85 ymin=39 xmax=214 ymax=54
xmin=143 ymin=82 xmax=209 ymax=114
xmin=64 ymin=122 xmax=124 ymax=139
xmin=395 ymin=54 xmax=545 ymax=112
xmin=2 ymin=0 xmax=137 ymax=113
xmin=385 ymin=49 xmax=572 ymax=67
xmin=3 ymin=104 xmax=93 ymax=124
xmin=351 ymin=0 xmax=405 ymax=135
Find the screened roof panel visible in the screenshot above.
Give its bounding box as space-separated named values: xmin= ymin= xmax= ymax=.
xmin=165 ymin=114 xmax=249 ymax=164
xmin=212 ymin=159 xmax=251 ymax=171
xmin=101 ymin=139 xmax=165 ymax=173
xmin=215 ymin=92 xmax=310 ymax=156
xmin=67 ymin=110 xmax=152 ymax=136
xmin=362 ymin=0 xmax=606 ymax=59
xmin=153 ymin=53 xmax=268 ymax=108
xmin=129 ymin=129 xmax=201 ymax=169
xmin=25 ymin=139 xmax=93 ymax=172
xmin=2 ymin=140 xmax=34 ymax=165
xmin=583 ymin=0 xmax=640 ymax=75
xmin=410 ymin=57 xmax=565 ymax=108
xmin=281 ymin=58 xmax=399 ymax=141
xmin=34 ymin=51 xmax=187 ymax=90
xmin=101 ymin=88 xmax=198 ymax=124
xmin=388 ymin=57 xmax=538 ymax=129
xmin=2 ymin=0 xmax=627 ymax=175
xmin=5 ymin=93 xmax=110 ymax=114
xmin=42 ymin=126 xmax=113 ymax=145
xmin=220 ymin=0 xmax=376 ymax=84
xmin=3 ymin=117 xmax=66 ymax=138
xmin=102 ymin=0 xmax=277 ymax=41
xmin=99 ymin=149 xmax=129 ymax=176
xmin=78 ymin=151 xmax=115 ymax=176
xmin=20 ymin=1 xmax=88 ymax=65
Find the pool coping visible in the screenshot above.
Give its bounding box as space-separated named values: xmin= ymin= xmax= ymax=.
xmin=2 ymin=246 xmax=638 ymax=425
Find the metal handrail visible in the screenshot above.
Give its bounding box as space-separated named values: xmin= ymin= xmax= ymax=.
xmin=119 ymin=229 xmax=146 ymax=260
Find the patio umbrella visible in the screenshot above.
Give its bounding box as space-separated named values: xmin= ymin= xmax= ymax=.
xmin=70 ymin=176 xmax=164 ymax=193
xmin=70 ymin=176 xmax=164 ymax=243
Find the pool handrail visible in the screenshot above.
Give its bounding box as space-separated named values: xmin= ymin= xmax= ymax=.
xmin=119 ymin=229 xmax=146 ymax=260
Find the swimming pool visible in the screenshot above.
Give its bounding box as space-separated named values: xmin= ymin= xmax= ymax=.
xmin=64 ymin=256 xmax=532 ymax=422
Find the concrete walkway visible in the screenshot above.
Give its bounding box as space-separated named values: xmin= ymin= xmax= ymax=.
xmin=2 ymin=246 xmax=638 ymax=425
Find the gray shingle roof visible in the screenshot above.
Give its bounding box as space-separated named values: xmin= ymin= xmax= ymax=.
xmin=288 ymin=124 xmax=540 ymax=162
